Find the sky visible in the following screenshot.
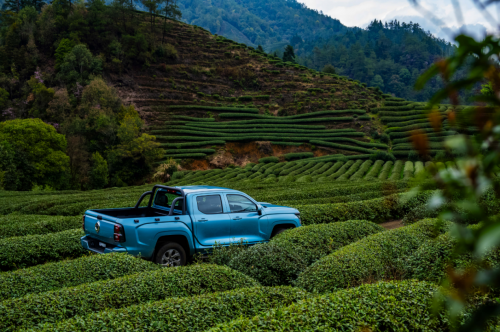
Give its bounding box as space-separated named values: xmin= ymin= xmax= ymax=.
xmin=300 ymin=0 xmax=495 ymax=43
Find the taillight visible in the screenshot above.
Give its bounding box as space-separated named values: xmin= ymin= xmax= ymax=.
xmin=82 ymin=215 xmax=86 ymax=231
xmin=114 ymin=224 xmax=126 ymax=242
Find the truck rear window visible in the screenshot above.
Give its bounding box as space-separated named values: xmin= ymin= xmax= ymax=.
xmin=154 ymin=189 xmax=182 ymax=210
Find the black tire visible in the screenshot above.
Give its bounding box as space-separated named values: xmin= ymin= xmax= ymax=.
xmin=155 ymin=242 xmax=187 ymax=267
xmin=271 ymin=227 xmax=289 ymax=239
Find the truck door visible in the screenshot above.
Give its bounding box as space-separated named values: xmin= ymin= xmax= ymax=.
xmin=226 ymin=194 xmax=267 ymax=243
xmin=192 ymin=194 xmax=230 ymax=246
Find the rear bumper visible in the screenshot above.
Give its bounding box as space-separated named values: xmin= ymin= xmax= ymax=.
xmin=81 ymin=235 xmax=127 ymax=254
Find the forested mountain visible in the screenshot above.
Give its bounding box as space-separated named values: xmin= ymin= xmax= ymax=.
xmin=294 ymin=20 xmax=461 ymax=102
xmin=177 ymin=0 xmax=347 ymax=49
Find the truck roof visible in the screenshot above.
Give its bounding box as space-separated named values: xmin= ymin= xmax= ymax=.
xmin=173 ymin=185 xmax=237 ymax=194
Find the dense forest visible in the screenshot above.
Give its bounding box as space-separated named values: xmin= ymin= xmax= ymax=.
xmin=293 ymin=20 xmax=466 ymax=102
xmin=177 ymin=0 xmax=347 ymax=49
xmin=0 ymin=0 xmax=178 ymax=191
xmin=174 ymin=0 xmax=472 ymax=101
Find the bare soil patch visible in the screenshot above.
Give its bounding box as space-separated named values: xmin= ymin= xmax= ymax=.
xmin=380 ymin=220 xmax=404 ymax=230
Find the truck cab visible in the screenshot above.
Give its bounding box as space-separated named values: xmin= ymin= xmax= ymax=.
xmin=81 ymin=185 xmax=301 ymax=266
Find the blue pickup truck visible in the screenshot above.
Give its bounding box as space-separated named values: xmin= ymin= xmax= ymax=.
xmin=81 ymin=185 xmax=301 ymax=266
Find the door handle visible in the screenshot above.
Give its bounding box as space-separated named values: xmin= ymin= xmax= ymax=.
xmin=198 ymin=219 xmax=207 ymax=222
xmin=233 ymin=217 xmax=242 ymax=220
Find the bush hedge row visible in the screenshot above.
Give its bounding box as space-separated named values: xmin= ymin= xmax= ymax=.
xmin=164 ymin=148 xmax=216 ymax=154
xmin=182 ymin=123 xmax=326 ymax=129
xmin=364 ymin=160 xmax=384 ymax=180
xmin=377 ymin=160 xmax=393 ymax=180
xmin=336 ymin=160 xmax=363 ymax=181
xmin=284 ymin=152 xmax=314 ymax=160
xmin=40 ymin=286 xmax=309 ymax=332
xmin=326 ymin=160 xmax=352 ymax=179
xmin=221 ymin=221 xmax=384 ymax=286
xmin=0 ymin=215 xmax=81 ymax=240
xmin=388 ymin=160 xmax=404 ymax=180
xmin=171 ymin=115 xmax=215 ymax=122
xmin=170 ymin=125 xmax=337 ymax=134
xmin=295 ymin=219 xmax=448 ymax=293
xmin=192 ymin=117 xmax=355 ymax=125
xmin=350 ymin=160 xmax=373 ymax=180
xmin=258 ymin=156 xmax=279 ymax=163
xmin=281 ymin=110 xmax=366 ymax=119
xmin=295 ymin=190 xmax=434 ymax=225
xmin=166 ymin=105 xmax=259 ymax=113
xmin=310 ymin=140 xmax=376 ymax=154
xmin=164 ymin=153 xmax=207 ymax=159
xmin=0 ymin=264 xmax=259 ymax=330
xmin=159 ymin=140 xmax=225 ymax=148
xmin=0 ymin=253 xmax=159 ymax=301
xmin=0 ymin=229 xmax=86 ymax=271
xmin=211 ymin=281 xmax=449 ymax=331
xmin=389 ymin=129 xmax=456 ymax=139
xmin=403 ymin=161 xmax=414 ymax=180
xmin=372 ymin=105 xmax=415 ymax=113
xmin=392 ymin=150 xmax=445 ymax=157
xmin=310 ymin=162 xmax=334 ymax=176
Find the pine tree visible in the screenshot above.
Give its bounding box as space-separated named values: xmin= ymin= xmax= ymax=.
xmin=283 ymin=45 xmax=296 ymax=63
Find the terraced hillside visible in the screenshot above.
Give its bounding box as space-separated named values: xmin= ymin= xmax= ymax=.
xmin=114 ymin=15 xmax=474 ymax=170
xmin=113 ymin=16 xmax=396 ymax=168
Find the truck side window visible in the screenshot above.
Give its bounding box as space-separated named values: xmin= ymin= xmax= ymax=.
xmin=227 ymin=195 xmax=257 ymax=213
xmin=197 ymin=195 xmax=223 ymax=214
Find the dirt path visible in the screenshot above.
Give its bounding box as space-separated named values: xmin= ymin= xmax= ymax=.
xmin=380 ymin=220 xmax=404 ymax=230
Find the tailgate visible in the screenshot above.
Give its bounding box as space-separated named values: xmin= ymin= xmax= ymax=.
xmin=83 ymin=213 xmax=117 ymax=244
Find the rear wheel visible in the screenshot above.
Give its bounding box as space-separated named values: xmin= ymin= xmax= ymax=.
xmin=155 ymin=242 xmax=187 ymax=267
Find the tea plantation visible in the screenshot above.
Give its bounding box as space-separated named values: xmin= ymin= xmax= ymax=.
xmin=1 ymin=166 xmax=500 ymax=331
xmin=0 ymin=11 xmax=497 ymax=332
xmin=121 ymin=15 xmax=474 ymax=167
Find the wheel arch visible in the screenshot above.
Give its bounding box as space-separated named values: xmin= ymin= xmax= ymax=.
xmin=153 ymin=235 xmax=191 ymax=261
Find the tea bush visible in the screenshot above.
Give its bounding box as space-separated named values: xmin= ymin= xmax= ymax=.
xmin=295 ymin=219 xmax=447 ymax=293
xmin=0 ymin=253 xmax=159 ymax=301
xmin=0 ymin=265 xmax=259 ymax=330
xmin=211 ymin=281 xmax=451 ymax=331
xmin=41 ymin=286 xmax=309 ymax=332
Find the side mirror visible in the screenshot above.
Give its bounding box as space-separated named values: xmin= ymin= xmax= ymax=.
xmin=257 ymin=205 xmax=263 ymax=216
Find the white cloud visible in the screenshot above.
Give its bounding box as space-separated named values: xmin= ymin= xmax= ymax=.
xmin=300 ymin=0 xmax=494 ymax=42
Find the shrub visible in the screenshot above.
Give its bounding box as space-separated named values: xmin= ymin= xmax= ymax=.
xmin=0 ymin=229 xmax=86 ymax=271
xmin=284 ymin=152 xmax=314 ymax=161
xmin=337 ymin=160 xmax=363 ymax=181
xmin=0 ymin=215 xmax=81 ymax=239
xmin=349 ymin=160 xmax=373 ymax=180
xmin=405 ymin=226 xmax=500 ymax=283
xmin=378 ymin=161 xmax=394 ymax=180
xmin=271 ymin=221 xmax=384 ymax=266
xmin=364 ymin=160 xmax=384 ymax=180
xmin=295 ymin=191 xmax=434 ymax=225
xmin=258 ymin=156 xmax=279 ymax=163
xmin=294 ymin=219 xmax=448 ymax=293
xmin=41 ymin=286 xmax=309 ymax=332
xmin=403 ymin=161 xmax=414 ymax=180
xmin=380 ymin=133 xmax=390 ymax=143
xmin=211 ymin=281 xmax=450 ymax=331
xmin=0 ymin=253 xmax=159 ymax=301
xmin=225 ymin=221 xmax=384 ymax=287
xmin=0 ymin=264 xmax=259 ymax=330
xmin=311 ymin=140 xmax=376 ymax=154
xmin=408 ymin=150 xmax=420 ymax=161
xmin=227 ymin=243 xmax=307 ymax=286
xmin=238 ymin=96 xmax=253 ymax=101
xmin=388 ymin=160 xmax=403 ymax=180
xmin=160 ymin=140 xmax=225 ymax=148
